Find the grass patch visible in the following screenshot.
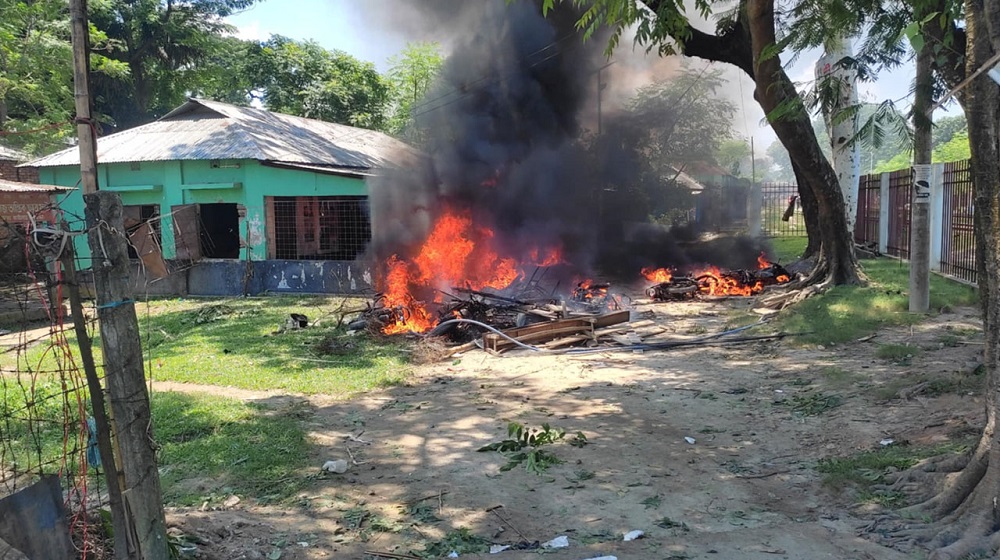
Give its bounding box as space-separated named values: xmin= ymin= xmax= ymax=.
xmin=875 ymin=343 xmax=921 ymax=364
xmin=766 ymin=236 xmax=808 ymax=263
xmin=154 ymin=392 xmax=311 ymax=505
xmin=771 ymin=257 xmax=977 ymax=345
xmin=817 ymin=441 xmax=972 ymax=507
xmin=0 ymin=387 xmax=311 ymax=506
xmin=1 ymin=297 xmax=410 ymax=396
xmin=783 ymin=393 xmax=843 ymax=416
xmin=872 ymin=368 xmax=986 ymax=401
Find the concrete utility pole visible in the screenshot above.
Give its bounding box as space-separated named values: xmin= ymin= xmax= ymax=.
xmin=68 ymin=1 xmax=170 ymax=558
xmin=909 ymin=31 xmax=933 ymax=312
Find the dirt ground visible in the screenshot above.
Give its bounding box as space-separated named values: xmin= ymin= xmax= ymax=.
xmin=160 ymin=297 xmax=985 ymax=560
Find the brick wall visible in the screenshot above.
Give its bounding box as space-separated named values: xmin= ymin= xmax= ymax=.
xmin=0 ymin=158 xmax=38 ymax=183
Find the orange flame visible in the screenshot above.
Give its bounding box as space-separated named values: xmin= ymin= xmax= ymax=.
xmin=641 ymin=267 xmax=673 ymax=283
xmin=693 ymin=267 xmax=763 ymax=296
xmin=757 ymin=253 xmax=770 ymax=269
xmin=380 ymin=209 xmax=564 ymax=333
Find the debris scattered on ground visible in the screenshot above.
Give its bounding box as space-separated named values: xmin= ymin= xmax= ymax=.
xmin=622 ymin=530 xmax=644 ymax=541
xmin=321 ymin=459 xmax=348 ymax=473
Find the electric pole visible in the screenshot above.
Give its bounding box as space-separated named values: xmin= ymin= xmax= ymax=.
xmin=909 ymin=23 xmax=933 ymax=312
xmin=68 ymin=0 xmax=170 ymax=558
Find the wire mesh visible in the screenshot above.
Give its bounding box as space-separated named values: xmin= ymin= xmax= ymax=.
xmin=271 ymin=196 xmax=371 ymax=260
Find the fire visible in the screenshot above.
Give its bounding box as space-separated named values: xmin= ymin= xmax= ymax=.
xmin=694 ymin=267 xmax=764 ymax=297
xmin=380 ymin=208 xmax=564 ymax=333
xmin=382 ymin=255 xmax=436 ymax=334
xmin=641 ymin=267 xmax=673 ymax=283
xmin=529 ymin=247 xmax=563 ymax=267
xmin=757 ymin=253 xmax=770 ymax=269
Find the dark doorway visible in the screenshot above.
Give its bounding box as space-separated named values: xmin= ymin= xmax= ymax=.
xmin=199 ymin=203 xmax=240 ymax=258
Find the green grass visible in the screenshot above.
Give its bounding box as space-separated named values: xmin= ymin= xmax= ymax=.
xmin=2 ymin=297 xmax=410 ymax=396
xmin=817 ymin=441 xmax=972 ymax=507
xmin=766 ymin=236 xmax=808 ymax=263
xmin=154 ymin=392 xmax=311 ymax=505
xmin=1 ymin=387 xmax=312 ymax=505
xmin=771 ymin=257 xmax=978 ymax=345
xmin=875 ymin=343 xmax=921 ymax=363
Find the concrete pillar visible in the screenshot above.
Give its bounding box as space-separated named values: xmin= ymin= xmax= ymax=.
xmin=929 ymin=164 xmax=945 ymax=272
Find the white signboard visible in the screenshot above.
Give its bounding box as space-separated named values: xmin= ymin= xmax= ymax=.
xmin=913 ymin=164 xmax=931 ymax=203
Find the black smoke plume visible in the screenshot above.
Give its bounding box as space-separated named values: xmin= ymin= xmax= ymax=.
xmin=368 ymin=0 xmax=766 ymax=287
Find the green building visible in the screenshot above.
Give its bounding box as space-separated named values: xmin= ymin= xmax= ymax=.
xmin=27 ymin=98 xmax=415 ymax=295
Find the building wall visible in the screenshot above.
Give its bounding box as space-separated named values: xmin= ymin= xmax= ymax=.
xmin=0 ymin=158 xmax=38 ymax=183
xmin=40 ymin=159 xmax=369 ymax=262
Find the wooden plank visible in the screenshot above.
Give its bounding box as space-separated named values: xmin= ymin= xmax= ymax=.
xmin=594 ymin=310 xmax=631 ymax=328
xmin=171 ymin=204 xmax=201 ymax=261
xmin=482 ymin=318 xmax=594 ymax=353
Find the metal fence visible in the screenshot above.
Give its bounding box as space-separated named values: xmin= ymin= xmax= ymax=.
xmin=886 ymin=168 xmax=913 ymax=259
xmin=761 ymin=182 xmax=806 ymax=237
xmin=941 ymin=160 xmax=977 ymax=283
xmin=854 ymin=173 xmax=881 ymax=246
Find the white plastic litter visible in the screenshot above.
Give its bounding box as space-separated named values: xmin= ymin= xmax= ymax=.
xmin=447 ymin=552 xmax=459 ymax=558
xmin=321 ymin=459 xmax=349 ymax=473
xmin=684 ymin=437 xmax=696 ymax=445
xmin=880 ymin=438 xmax=896 ymax=446
xmin=623 ymin=530 xmax=644 ymax=541
xmin=489 ymin=545 xmax=510 ymax=554
xmin=580 ymin=556 xmax=618 ymax=560
xmin=542 ymin=535 xmax=569 ymax=548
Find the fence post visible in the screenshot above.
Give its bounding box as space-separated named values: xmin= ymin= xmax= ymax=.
xmin=879 ymin=172 xmax=890 ymax=254
xmin=929 ymin=163 xmax=945 ymax=272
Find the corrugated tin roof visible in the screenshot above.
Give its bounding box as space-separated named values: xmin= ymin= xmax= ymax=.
xmin=26 ymin=98 xmax=419 ymax=170
xmin=0 ymin=144 xmax=30 ymax=162
xmin=0 ymin=178 xmax=72 ymax=193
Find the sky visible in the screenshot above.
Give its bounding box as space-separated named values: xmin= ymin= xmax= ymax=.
xmin=226 ymin=0 xmax=963 ymax=156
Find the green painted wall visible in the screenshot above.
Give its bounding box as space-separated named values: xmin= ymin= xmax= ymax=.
xmin=40 ymin=159 xmax=369 ymax=261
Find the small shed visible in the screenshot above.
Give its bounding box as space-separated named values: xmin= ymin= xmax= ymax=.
xmin=26 ymin=98 xmax=417 ymax=295
xmin=0 ymin=179 xmax=71 ymax=273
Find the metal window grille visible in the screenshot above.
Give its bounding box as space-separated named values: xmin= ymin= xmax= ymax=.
xmin=941 ymin=160 xmax=977 ymax=284
xmin=854 ymin=174 xmax=881 ymax=246
xmin=886 ymin=168 xmax=912 ymax=259
xmin=271 ymin=196 xmax=371 ymax=261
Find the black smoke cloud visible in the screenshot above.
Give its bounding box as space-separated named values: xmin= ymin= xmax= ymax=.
xmin=368 ymin=0 xmax=766 ymax=284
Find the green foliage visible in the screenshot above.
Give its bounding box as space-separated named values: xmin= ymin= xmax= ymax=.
xmin=0 ymin=0 xmax=78 ymax=153
xmin=88 ymin=0 xmax=260 ymax=128
xmin=417 ymin=528 xmax=490 ymax=558
xmin=247 ymin=35 xmax=391 ymax=130
xmin=783 ymin=393 xmax=844 ymax=416
xmin=386 ymin=41 xmax=444 ymax=138
xmin=477 ymin=422 xmax=567 ymax=474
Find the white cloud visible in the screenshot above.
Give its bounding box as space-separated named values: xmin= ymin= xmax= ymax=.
xmin=231 ymin=20 xmax=269 ymax=42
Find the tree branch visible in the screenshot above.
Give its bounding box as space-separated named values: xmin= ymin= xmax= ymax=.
xmin=640 ymin=0 xmax=755 ymax=78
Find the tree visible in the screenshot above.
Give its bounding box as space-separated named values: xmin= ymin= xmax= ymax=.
xmin=552 ymin=0 xmax=861 ymax=284
xmin=246 ymin=35 xmax=391 ymax=130
xmin=789 ymin=0 xmax=1000 ymax=554
xmin=86 ymin=0 xmax=257 ymax=128
xmin=0 ymin=0 xmax=126 ymax=153
xmin=715 ymin=138 xmax=751 ymax=177
xmin=932 ymin=114 xmax=967 ymax=147
xmin=386 ymin=41 xmax=444 ymax=138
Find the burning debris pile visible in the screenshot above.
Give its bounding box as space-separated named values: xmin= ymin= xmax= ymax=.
xmin=642 ymin=255 xmax=792 ymax=302
xmin=356 ymin=0 xmax=782 ymax=350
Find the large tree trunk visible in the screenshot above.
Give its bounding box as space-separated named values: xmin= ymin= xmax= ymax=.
xmin=885 ymin=0 xmax=1000 ymax=557
xmin=746 ymin=0 xmax=861 ymax=285
xmin=791 ymin=158 xmax=821 ymax=258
